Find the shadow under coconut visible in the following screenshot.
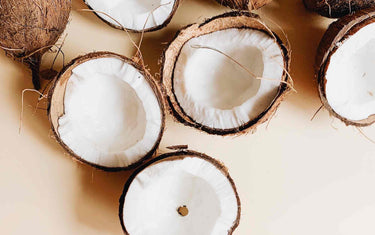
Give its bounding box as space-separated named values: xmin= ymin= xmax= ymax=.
xmin=74 ymin=164 xmax=134 ymax=233
xmin=259 ymin=0 xmax=332 ymax=110
xmin=6 ymin=54 xmax=65 ymax=155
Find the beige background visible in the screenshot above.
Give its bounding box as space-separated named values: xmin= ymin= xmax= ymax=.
xmin=1 ymin=0 xmax=375 ymax=234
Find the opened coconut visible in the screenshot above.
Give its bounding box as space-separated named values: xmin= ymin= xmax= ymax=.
xmin=48 ymin=52 xmax=165 ymax=170
xmin=303 ymin=0 xmax=375 ymax=18
xmin=215 ymin=0 xmax=272 ymax=10
xmin=316 ymin=8 xmax=375 ymax=126
xmin=84 ymin=0 xmax=180 ymax=32
xmin=119 ymin=150 xmax=241 ymax=235
xmin=0 ymin=0 xmax=71 ymax=90
xmin=162 ymin=11 xmax=291 ymax=135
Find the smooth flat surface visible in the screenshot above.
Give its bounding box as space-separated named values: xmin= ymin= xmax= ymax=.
xmin=1 ymin=0 xmax=375 ymax=234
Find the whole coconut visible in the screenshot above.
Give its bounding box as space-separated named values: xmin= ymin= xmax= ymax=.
xmin=215 ymin=0 xmax=272 ymax=10
xmin=303 ymin=0 xmax=375 ymax=18
xmin=0 ymin=0 xmax=71 ymax=90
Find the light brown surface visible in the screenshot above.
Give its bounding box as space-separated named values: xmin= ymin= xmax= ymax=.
xmin=1 ymin=0 xmax=375 ymax=234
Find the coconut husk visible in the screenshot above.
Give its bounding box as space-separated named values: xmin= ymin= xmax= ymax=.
xmin=316 ymin=8 xmax=375 ymax=126
xmin=119 ymin=150 xmax=241 ymax=235
xmin=0 ymin=0 xmax=71 ymax=90
xmin=48 ymin=52 xmax=166 ymax=171
xmin=161 ymin=11 xmax=291 ymax=135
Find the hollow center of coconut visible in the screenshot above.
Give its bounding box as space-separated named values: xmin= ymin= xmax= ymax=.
xmin=325 ymin=23 xmax=375 ymax=121
xmin=56 ymin=57 xmax=162 ymax=168
xmin=85 ymin=0 xmax=176 ymax=31
xmin=122 ymin=155 xmax=239 ymax=234
xmin=173 ymin=28 xmax=284 ymax=130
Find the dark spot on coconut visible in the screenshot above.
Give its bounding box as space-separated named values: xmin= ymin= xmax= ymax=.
xmin=177 ymin=205 xmax=189 ymax=217
xmin=362 ymin=72 xmax=367 ymax=78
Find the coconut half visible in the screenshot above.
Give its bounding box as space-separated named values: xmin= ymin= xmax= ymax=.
xmin=162 ymin=11 xmax=291 ymax=135
xmin=119 ymin=150 xmax=241 ymax=235
xmin=316 ymin=8 xmax=375 ymax=126
xmin=215 ymin=0 xmax=272 ymax=10
xmin=303 ymin=0 xmax=375 ymax=18
xmin=48 ymin=52 xmax=165 ymax=170
xmin=84 ymin=0 xmax=180 ymax=32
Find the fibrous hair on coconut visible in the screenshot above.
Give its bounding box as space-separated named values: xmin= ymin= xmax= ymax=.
xmin=84 ymin=0 xmax=181 ymax=32
xmin=316 ymin=7 xmax=375 ymax=126
xmin=215 ymin=0 xmax=272 ymax=10
xmin=49 ymin=52 xmax=165 ymax=171
xmin=162 ymin=11 xmax=291 ymax=135
xmin=0 ymin=0 xmax=71 ymax=90
xmin=119 ymin=150 xmax=241 ymax=235
xmin=303 ymin=0 xmax=375 ymax=18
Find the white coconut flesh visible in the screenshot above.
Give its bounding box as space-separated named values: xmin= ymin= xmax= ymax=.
xmin=57 ymin=57 xmax=162 ymax=168
xmin=173 ymin=28 xmax=285 ymax=130
xmin=122 ymin=156 xmax=239 ymax=234
xmin=325 ymin=22 xmax=375 ymax=121
xmin=85 ymin=0 xmax=176 ymax=31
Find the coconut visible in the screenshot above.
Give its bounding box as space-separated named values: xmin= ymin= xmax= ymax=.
xmin=316 ymin=8 xmax=375 ymax=126
xmin=303 ymin=0 xmax=375 ymax=18
xmin=84 ymin=0 xmax=180 ymax=32
xmin=0 ymin=0 xmax=71 ymax=90
xmin=119 ymin=150 xmax=241 ymax=235
xmin=48 ymin=52 xmax=165 ymax=171
xmin=215 ymin=0 xmax=272 ymax=10
xmin=162 ymin=11 xmax=291 ymax=135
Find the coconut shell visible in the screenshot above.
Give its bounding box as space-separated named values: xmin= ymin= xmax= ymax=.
xmin=215 ymin=0 xmax=272 ymax=10
xmin=303 ymin=0 xmax=375 ymax=18
xmin=48 ymin=52 xmax=166 ymax=171
xmin=119 ymin=150 xmax=241 ymax=235
xmin=316 ymin=8 xmax=375 ymax=126
xmin=85 ymin=0 xmax=180 ymax=33
xmin=161 ymin=11 xmax=291 ymax=135
xmin=0 ymin=0 xmax=71 ymax=90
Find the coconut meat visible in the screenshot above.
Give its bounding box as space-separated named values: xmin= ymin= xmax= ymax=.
xmin=57 ymin=57 xmax=162 ymax=168
xmin=85 ymin=0 xmax=176 ymax=31
xmin=173 ymin=28 xmax=284 ymax=130
xmin=325 ymin=22 xmax=375 ymax=121
xmin=122 ymin=156 xmax=239 ymax=234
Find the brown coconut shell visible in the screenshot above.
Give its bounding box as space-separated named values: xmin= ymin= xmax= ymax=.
xmin=119 ymin=150 xmax=241 ymax=235
xmin=85 ymin=0 xmax=180 ymax=33
xmin=316 ymin=8 xmax=375 ymax=126
xmin=303 ymin=0 xmax=375 ymax=18
xmin=161 ymin=11 xmax=291 ymax=135
xmin=0 ymin=0 xmax=71 ymax=90
xmin=48 ymin=52 xmax=166 ymax=171
xmin=216 ymin=0 xmax=272 ymax=10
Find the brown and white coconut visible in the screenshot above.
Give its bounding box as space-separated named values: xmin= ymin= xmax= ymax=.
xmin=84 ymin=0 xmax=180 ymax=33
xmin=48 ymin=52 xmax=165 ymax=171
xmin=316 ymin=8 xmax=375 ymax=126
xmin=119 ymin=150 xmax=241 ymax=235
xmin=215 ymin=0 xmax=272 ymax=10
xmin=303 ymin=0 xmax=375 ymax=18
xmin=0 ymin=0 xmax=71 ymax=90
xmin=161 ymin=11 xmax=291 ymax=135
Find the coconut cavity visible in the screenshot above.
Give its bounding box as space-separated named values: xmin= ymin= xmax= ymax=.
xmin=85 ymin=0 xmax=179 ymax=32
xmin=317 ymin=9 xmax=375 ymax=125
xmin=49 ymin=52 xmax=164 ymax=170
xmin=119 ymin=151 xmax=241 ymax=235
xmin=0 ymin=0 xmax=71 ymax=89
xmin=163 ymin=12 xmax=290 ymax=134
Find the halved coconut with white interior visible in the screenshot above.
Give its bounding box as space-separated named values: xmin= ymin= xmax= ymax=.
xmin=84 ymin=0 xmax=180 ymax=32
xmin=119 ymin=150 xmax=241 ymax=235
xmin=48 ymin=52 xmax=165 ymax=170
xmin=162 ymin=11 xmax=291 ymax=135
xmin=215 ymin=0 xmax=272 ymax=10
xmin=316 ymin=8 xmax=375 ymax=126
